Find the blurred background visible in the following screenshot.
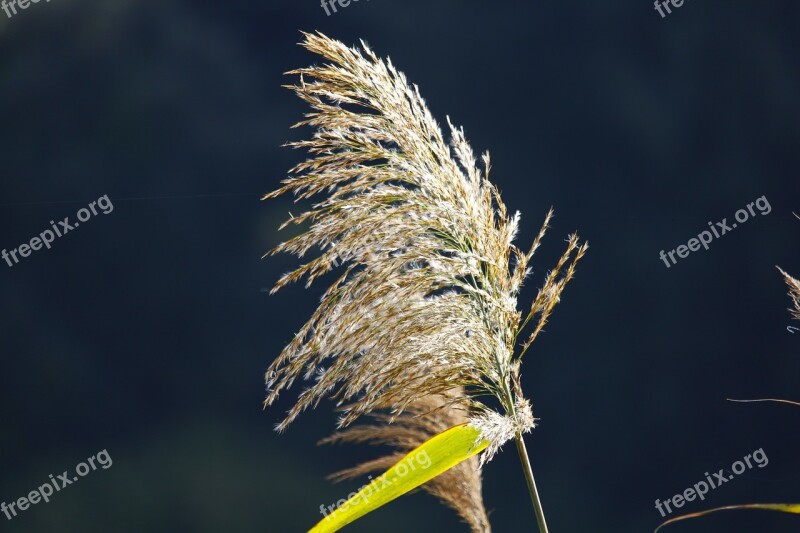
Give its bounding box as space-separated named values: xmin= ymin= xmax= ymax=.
xmin=1 ymin=1 xmax=799 ymax=531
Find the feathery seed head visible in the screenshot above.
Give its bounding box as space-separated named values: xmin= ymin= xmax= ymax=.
xmin=264 ymin=31 xmax=587 ymax=464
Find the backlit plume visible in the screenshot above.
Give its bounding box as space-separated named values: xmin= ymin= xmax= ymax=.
xmin=263 ymin=31 xmax=587 ymax=476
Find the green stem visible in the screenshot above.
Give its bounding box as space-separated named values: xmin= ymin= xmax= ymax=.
xmin=515 ymin=433 xmax=549 ymax=533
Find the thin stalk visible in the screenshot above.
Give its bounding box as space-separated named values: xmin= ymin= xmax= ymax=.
xmin=515 ymin=433 xmax=549 ymax=533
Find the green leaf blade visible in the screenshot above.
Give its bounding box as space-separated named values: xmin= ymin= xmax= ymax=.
xmin=308 ymin=423 xmax=487 ymax=533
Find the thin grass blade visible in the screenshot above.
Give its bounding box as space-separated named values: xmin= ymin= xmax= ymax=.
xmin=655 ymin=503 xmax=800 ymax=531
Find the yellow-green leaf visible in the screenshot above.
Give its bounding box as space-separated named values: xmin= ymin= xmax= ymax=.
xmin=655 ymin=503 xmax=800 ymax=531
xmin=308 ymin=423 xmax=488 ymax=533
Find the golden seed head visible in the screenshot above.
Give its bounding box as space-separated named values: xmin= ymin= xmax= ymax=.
xmin=264 ymin=32 xmax=587 ymax=469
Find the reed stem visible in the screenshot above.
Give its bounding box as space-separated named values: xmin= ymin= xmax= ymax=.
xmin=515 ymin=433 xmax=549 ymax=533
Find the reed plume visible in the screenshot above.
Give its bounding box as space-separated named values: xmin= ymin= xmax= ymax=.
xmin=778 ymin=213 xmax=800 ymax=321
xmin=778 ymin=267 xmax=800 ymax=321
xmin=263 ymin=31 xmax=587 ymax=531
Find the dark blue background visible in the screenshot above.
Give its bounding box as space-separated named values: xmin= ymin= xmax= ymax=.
xmin=1 ymin=1 xmax=799 ymax=531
